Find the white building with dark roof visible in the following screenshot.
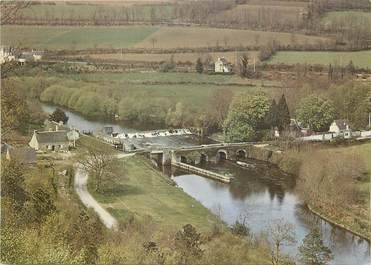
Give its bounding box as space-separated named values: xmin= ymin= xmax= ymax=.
xmin=214 ymin=57 xmax=232 ymax=73
xmin=29 ymin=130 xmax=70 ymax=152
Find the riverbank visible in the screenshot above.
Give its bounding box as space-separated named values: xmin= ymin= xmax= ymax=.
xmin=307 ymin=204 xmax=370 ymax=242
xmin=277 ymin=142 xmax=371 ymax=242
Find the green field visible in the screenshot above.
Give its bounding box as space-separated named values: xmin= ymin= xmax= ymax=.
xmin=19 ymin=2 xmax=174 ymax=21
xmin=1 ymin=24 xmax=332 ymax=50
xmin=269 ymin=50 xmax=371 ymax=69
xmin=89 ymin=155 xmax=220 ymax=231
xmin=1 ymin=25 xmax=158 ymax=49
xmin=321 ymin=11 xmax=371 ymax=26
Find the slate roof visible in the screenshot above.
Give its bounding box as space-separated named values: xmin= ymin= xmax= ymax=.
xmin=333 ymin=119 xmax=349 ymax=131
xmin=7 ymin=147 xmax=37 ymax=164
xmin=36 ymin=131 xmax=69 ymax=144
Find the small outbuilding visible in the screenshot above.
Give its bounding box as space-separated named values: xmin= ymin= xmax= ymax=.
xmin=6 ymin=147 xmax=37 ymax=164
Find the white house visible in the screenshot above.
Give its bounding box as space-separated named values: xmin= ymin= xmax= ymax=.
xmin=0 ymin=47 xmax=15 ymax=64
xmin=214 ymin=57 xmax=232 ymax=73
xmin=329 ymin=119 xmax=352 ymax=138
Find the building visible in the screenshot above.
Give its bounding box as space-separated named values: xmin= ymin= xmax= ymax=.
xmin=29 ymin=130 xmax=70 ymax=152
xmin=329 ymin=119 xmax=352 ymax=138
xmin=6 ymin=147 xmax=37 ymax=164
xmin=214 ymin=57 xmax=232 ymax=73
xmin=0 ymin=47 xmax=15 ymax=64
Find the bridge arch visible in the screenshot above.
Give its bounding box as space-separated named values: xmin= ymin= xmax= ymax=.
xmin=236 ymin=149 xmax=247 ymax=159
xmin=216 ymin=149 xmax=228 ymax=161
xmin=180 ymin=155 xmax=187 ymax=163
xmin=200 ymin=153 xmax=208 ymax=164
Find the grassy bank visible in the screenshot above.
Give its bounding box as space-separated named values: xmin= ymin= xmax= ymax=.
xmin=88 ymin=155 xmax=220 ymax=231
xmin=269 ymin=50 xmax=371 ymax=69
xmin=279 ymin=142 xmax=371 ymax=240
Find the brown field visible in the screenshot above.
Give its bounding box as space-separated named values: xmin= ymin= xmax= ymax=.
xmin=73 ymin=51 xmax=260 ymax=64
xmin=241 ymin=0 xmax=308 ymax=7
xmin=134 ymin=26 xmax=333 ymax=49
xmin=38 ymin=0 xmax=175 ymax=4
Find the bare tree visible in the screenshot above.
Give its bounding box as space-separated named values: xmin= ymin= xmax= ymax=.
xmin=1 ymin=1 xmax=30 ymax=25
xmin=269 ymin=219 xmax=296 ymax=265
xmin=78 ymin=144 xmax=117 ymax=192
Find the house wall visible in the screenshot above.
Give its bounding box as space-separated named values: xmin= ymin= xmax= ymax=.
xmin=329 ymin=123 xmax=340 ymax=133
xmin=38 ymin=142 xmax=69 ymax=152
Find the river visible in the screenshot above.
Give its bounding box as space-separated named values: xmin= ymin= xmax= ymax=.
xmin=42 ymin=103 xmax=370 ymax=265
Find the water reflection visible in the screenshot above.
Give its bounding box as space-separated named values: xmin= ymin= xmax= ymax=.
xmin=166 ymin=160 xmax=370 ymax=265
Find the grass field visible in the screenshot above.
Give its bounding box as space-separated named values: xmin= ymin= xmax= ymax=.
xmin=135 ymin=26 xmax=332 ymax=49
xmin=1 ymin=25 xmax=159 ymax=49
xmin=73 ymin=51 xmax=260 ymax=64
xmin=1 ymin=25 xmax=332 ymax=50
xmin=89 ymin=155 xmax=220 ymax=231
xmin=269 ymin=50 xmax=371 ymax=69
xmin=19 ymin=2 xmax=174 ymax=21
xmin=321 ymin=11 xmax=371 ymax=26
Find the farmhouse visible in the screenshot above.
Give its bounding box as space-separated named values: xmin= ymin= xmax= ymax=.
xmin=329 ymin=119 xmax=352 ymax=138
xmin=29 ymin=130 xmax=70 ymax=152
xmin=214 ymin=57 xmax=232 ymax=73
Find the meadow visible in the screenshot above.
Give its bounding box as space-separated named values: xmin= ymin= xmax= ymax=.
xmin=88 ymin=155 xmax=220 ymax=231
xmin=0 ymin=25 xmax=159 ymax=49
xmin=134 ymin=26 xmax=332 ymax=49
xmin=18 ymin=2 xmax=174 ymax=21
xmin=72 ymin=51 xmax=260 ymax=64
xmin=269 ymin=50 xmax=371 ymax=69
xmin=1 ymin=25 xmax=332 ymax=50
xmin=321 ymin=11 xmax=371 ymax=26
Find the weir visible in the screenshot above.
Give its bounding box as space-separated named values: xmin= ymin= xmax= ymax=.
xmin=171 ymin=161 xmax=233 ymax=183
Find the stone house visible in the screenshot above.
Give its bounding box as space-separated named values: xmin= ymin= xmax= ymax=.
xmin=329 ymin=119 xmax=352 ymax=138
xmin=29 ymin=130 xmax=70 ymax=152
xmin=214 ymin=57 xmax=232 ymax=73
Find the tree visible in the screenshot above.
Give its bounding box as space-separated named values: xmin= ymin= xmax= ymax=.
xmin=277 ymin=94 xmax=290 ymax=130
xmin=175 ymin=224 xmax=203 ymax=265
xmin=299 ymin=227 xmax=333 ymax=265
xmin=195 ymin=58 xmax=204 ymax=74
xmin=224 ymin=92 xmax=270 ymax=142
xmin=265 ymin=99 xmax=278 ymax=129
xmin=296 ymin=95 xmax=336 ymax=132
xmin=1 ymin=160 xmax=28 ymax=211
xmin=1 ymin=81 xmax=30 ymax=136
xmin=49 ymin=108 xmax=69 ymax=124
xmin=78 ymin=144 xmax=117 ymax=192
xmin=328 ymin=83 xmax=371 ymax=130
xmin=238 ymin=54 xmax=248 ymax=78
xmin=210 ymin=88 xmax=234 ymax=128
xmin=0 ymin=1 xmax=30 ymax=24
xmin=269 ymin=219 xmax=296 ymax=265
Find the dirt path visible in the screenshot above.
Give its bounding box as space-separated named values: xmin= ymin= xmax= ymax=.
xmin=74 ymin=153 xmax=135 ymax=230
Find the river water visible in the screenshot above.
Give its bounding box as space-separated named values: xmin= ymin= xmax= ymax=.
xmin=41 ymin=103 xmax=370 ymax=265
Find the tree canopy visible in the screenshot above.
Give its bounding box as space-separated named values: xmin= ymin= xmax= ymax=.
xmin=296 ymin=95 xmax=336 ymax=132
xmin=224 ymin=92 xmax=270 ymax=142
xmin=49 ymin=108 xmax=69 ymax=124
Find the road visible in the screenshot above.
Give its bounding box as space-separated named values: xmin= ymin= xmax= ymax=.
xmin=74 ymin=153 xmax=134 ymax=230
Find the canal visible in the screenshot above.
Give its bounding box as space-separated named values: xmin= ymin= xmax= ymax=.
xmin=42 ymin=103 xmax=370 ymax=265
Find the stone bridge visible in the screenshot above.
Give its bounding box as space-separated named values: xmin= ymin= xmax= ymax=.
xmin=149 ymin=142 xmax=282 ymax=166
